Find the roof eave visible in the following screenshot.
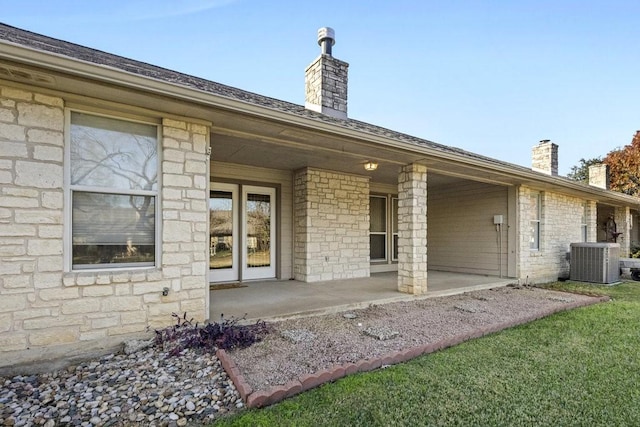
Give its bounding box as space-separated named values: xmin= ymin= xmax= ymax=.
xmin=2 ymin=40 xmax=638 ymax=208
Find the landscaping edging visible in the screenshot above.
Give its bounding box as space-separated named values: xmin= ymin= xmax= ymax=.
xmin=218 ymin=295 xmax=610 ymax=408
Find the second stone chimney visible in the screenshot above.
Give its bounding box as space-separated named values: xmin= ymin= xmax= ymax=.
xmin=532 ymin=140 xmax=558 ymax=176
xmin=305 ymin=27 xmax=349 ymax=119
xmin=588 ymin=163 xmax=610 ymax=190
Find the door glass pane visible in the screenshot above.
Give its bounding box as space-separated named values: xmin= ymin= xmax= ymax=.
xmin=246 ymin=193 xmax=271 ymax=268
xmin=210 ymin=191 xmax=233 ymax=270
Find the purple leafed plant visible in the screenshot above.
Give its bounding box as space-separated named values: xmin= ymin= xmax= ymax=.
xmin=154 ymin=312 xmax=270 ymax=357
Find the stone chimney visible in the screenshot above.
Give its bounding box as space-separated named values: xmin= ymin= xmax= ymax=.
xmin=532 ymin=139 xmax=558 ymax=176
xmin=305 ymin=27 xmax=349 ymax=119
xmin=588 ymin=163 xmax=610 ymax=189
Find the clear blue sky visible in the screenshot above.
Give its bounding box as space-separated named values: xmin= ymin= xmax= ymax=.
xmin=4 ymin=0 xmax=639 ymax=175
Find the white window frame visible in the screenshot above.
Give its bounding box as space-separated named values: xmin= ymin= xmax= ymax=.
xmin=392 ymin=197 xmax=399 ymax=261
xmin=369 ymin=194 xmax=400 ymax=264
xmin=530 ymin=192 xmax=541 ymax=251
xmin=369 ymin=195 xmax=388 ymax=262
xmin=581 ymin=202 xmax=588 ymax=242
xmin=242 ymin=185 xmax=277 ymax=280
xmin=64 ymin=108 xmax=161 ymax=272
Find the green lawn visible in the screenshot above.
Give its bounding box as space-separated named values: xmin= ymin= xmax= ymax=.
xmin=213 ymin=281 xmax=640 ymax=426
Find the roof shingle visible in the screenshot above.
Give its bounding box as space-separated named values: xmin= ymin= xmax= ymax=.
xmin=0 ymin=23 xmax=561 ymax=175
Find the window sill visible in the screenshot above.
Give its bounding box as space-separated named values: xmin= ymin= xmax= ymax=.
xmin=63 ymin=266 xmax=161 ymax=286
xmin=69 ymin=265 xmax=157 ymax=274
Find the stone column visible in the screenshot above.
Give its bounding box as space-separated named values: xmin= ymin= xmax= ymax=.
xmin=615 ymin=206 xmax=631 ymax=256
xmin=397 ymin=164 xmax=428 ymax=295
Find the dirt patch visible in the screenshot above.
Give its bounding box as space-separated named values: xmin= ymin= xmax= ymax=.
xmin=228 ymin=286 xmax=601 ymax=393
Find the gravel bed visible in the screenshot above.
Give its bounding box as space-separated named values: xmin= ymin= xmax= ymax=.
xmin=0 ymin=347 xmax=242 ymax=426
xmin=0 ymin=285 xmax=599 ymax=425
xmin=228 ymin=286 xmax=599 ymax=392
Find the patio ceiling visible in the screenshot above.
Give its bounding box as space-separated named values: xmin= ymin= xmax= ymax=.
xmin=209 ymin=108 xmax=521 ymax=187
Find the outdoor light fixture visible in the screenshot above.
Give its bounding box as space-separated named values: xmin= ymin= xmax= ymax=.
xmin=364 ymin=161 xmax=378 ymax=171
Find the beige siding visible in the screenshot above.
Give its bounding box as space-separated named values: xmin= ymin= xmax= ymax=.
xmin=210 ymin=161 xmax=293 ymax=279
xmin=429 ymin=180 xmax=509 ymax=275
xmin=370 ymin=182 xmax=397 ymax=195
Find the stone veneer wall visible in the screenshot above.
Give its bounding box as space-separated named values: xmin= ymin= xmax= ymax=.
xmin=294 ymin=168 xmax=369 ymax=282
xmin=518 ymin=186 xmax=592 ymax=283
xmin=0 ymin=84 xmax=209 ymax=368
xmin=614 ymin=206 xmax=631 ymax=256
xmin=304 ymin=55 xmax=348 ymax=119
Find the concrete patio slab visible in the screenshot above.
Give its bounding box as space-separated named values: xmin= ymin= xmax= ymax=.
xmin=209 ymin=271 xmax=515 ymax=322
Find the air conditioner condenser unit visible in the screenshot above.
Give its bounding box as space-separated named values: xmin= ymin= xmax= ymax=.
xmin=569 ymin=242 xmax=620 ymax=284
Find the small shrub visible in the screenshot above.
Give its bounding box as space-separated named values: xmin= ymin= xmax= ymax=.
xmin=154 ymin=312 xmax=270 ymax=357
xmin=631 ymin=242 xmax=640 ymax=258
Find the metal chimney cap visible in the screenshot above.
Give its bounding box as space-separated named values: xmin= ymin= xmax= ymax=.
xmin=317 ymin=27 xmax=335 ymax=46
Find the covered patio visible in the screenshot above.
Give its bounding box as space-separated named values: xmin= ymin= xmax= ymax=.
xmin=209 ymin=272 xmax=514 ymax=322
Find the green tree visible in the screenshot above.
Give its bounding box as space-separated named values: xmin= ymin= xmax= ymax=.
xmin=567 ymin=157 xmax=603 ymax=182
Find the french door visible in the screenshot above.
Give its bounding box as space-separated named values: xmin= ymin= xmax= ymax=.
xmin=209 ymin=183 xmax=238 ymax=282
xmin=209 ymin=183 xmax=276 ymax=282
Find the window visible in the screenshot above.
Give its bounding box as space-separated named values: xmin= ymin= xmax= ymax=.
xmin=369 ymin=195 xmax=399 ymax=263
xmin=370 ymin=196 xmax=387 ymax=261
xmin=392 ymin=197 xmax=399 ymax=260
xmin=581 ymin=202 xmax=588 ymax=242
xmin=529 ymin=192 xmax=541 ymax=250
xmin=68 ymin=111 xmax=159 ymax=269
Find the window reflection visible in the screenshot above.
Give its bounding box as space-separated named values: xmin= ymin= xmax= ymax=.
xmin=210 ymin=191 xmax=234 ymax=270
xmin=246 ymin=193 xmax=271 ymax=268
xmin=71 ymin=112 xmax=157 ymax=190
xmin=69 ymin=112 xmax=158 ymax=269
